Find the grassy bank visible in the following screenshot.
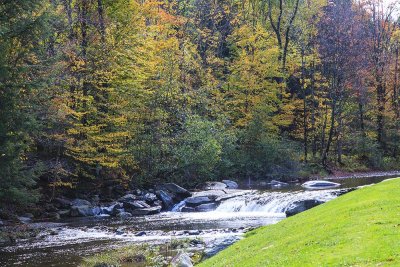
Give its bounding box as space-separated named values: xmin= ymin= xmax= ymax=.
xmin=199 ymin=178 xmax=400 ymax=267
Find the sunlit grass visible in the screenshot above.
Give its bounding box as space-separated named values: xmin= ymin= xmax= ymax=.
xmin=199 ymin=178 xmax=400 ymax=267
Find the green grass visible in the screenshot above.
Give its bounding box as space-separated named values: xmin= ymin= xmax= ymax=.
xmin=199 ymin=178 xmax=400 ymax=267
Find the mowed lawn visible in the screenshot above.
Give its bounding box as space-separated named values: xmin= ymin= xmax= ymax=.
xmin=199 ymin=179 xmax=400 ymax=267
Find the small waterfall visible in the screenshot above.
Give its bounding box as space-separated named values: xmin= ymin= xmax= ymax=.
xmin=215 ymin=190 xmax=338 ymax=214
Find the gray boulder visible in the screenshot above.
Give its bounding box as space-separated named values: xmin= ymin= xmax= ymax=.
xmin=71 ymin=199 xmax=91 ymax=206
xmin=171 ymin=252 xmax=193 ymax=267
xmin=70 ymin=205 xmax=95 ymax=217
xmin=143 ymin=193 xmax=158 ymax=204
xmin=118 ymin=194 xmax=137 ymax=203
xmin=157 ymin=190 xmax=175 ymax=210
xmin=285 ymin=199 xmax=324 ymax=217
xmin=18 ymin=216 xmax=32 ymax=224
xmin=130 ymin=206 xmax=161 ymax=216
xmin=124 ymin=200 xmax=150 ymax=210
xmin=181 ymin=207 xmax=195 ymax=212
xmin=222 ymin=180 xmax=238 ymax=189
xmin=158 ymin=183 xmax=192 ymax=198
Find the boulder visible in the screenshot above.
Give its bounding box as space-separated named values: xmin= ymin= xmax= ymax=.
xmin=195 ymin=203 xmax=219 ymax=212
xmin=124 ymin=200 xmax=150 ymax=210
xmin=117 ymin=211 xmax=132 ymax=219
xmin=118 ymin=194 xmax=137 ymax=203
xmin=181 ymin=207 xmax=195 ymax=212
xmin=171 ymin=252 xmax=193 ymax=267
xmin=57 ymin=209 xmax=71 ymax=218
xmin=222 ymin=180 xmax=238 ymax=189
xmin=185 ymin=196 xmax=213 ymax=207
xmin=156 ymin=190 xmax=175 ymax=210
xmin=71 ymin=199 xmax=91 ymax=206
xmin=193 ymin=190 xmax=226 ymax=200
xmin=130 ymin=206 xmax=161 ymax=216
xmin=285 ymin=199 xmax=324 ymax=217
xmin=203 ymin=236 xmax=241 ymax=258
xmin=158 ymin=183 xmax=191 ymax=198
xmin=143 ymin=193 xmax=158 ymax=204
xmin=101 ymin=202 xmax=123 ymax=216
xmin=70 ymin=205 xmax=95 ymax=217
xmin=199 ymin=181 xmax=227 ymax=190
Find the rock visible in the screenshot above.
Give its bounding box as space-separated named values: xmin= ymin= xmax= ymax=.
xmin=57 ymin=209 xmax=71 ymax=218
xmin=115 ymin=228 xmax=124 ymax=235
xmin=117 ymin=211 xmax=132 ymax=219
xmin=270 ymin=180 xmax=289 ymax=187
xmin=124 ymin=200 xmax=150 ymax=210
xmin=0 ymin=220 xmax=3 ymax=227
xmin=143 ymin=193 xmax=158 ymax=204
xmin=118 ymin=194 xmax=137 ymax=203
xmin=222 ymin=180 xmax=238 ymax=189
xmin=157 ymin=190 xmax=175 ymax=210
xmin=186 ymin=230 xmax=200 ymax=235
xmin=130 ymin=206 xmax=161 ymax=216
xmin=185 ymin=196 xmax=213 ymax=207
xmin=135 ymin=231 xmax=146 ymax=236
xmin=70 ymin=205 xmax=95 ymax=217
xmin=181 ymin=207 xmax=195 ymax=212
xmin=199 ymin=181 xmax=227 ymax=190
xmin=18 ymin=216 xmax=32 ymax=224
xmin=53 ymin=197 xmax=72 ymax=209
xmin=285 ymin=199 xmax=324 ymax=217
xmin=171 ymin=252 xmax=193 ymax=267
xmin=193 ymin=190 xmax=226 ymax=200
xmin=158 ymin=183 xmax=191 ymax=198
xmin=203 ymin=236 xmax=241 ymax=258
xmin=195 ymin=203 xmax=218 ymax=212
xmin=102 ymin=202 xmax=123 ymax=216
xmin=71 ymin=199 xmax=91 ymax=206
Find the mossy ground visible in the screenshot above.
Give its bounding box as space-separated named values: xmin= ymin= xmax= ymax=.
xmin=199 ymin=178 xmax=400 ymax=267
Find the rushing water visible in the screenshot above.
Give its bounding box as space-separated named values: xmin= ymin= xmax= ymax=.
xmin=0 ymin=176 xmax=390 ymax=266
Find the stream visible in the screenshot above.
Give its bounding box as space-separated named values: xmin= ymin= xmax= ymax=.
xmin=0 ymin=176 xmax=391 ymax=266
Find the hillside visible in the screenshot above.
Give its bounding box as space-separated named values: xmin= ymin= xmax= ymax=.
xmin=199 ymin=179 xmax=400 ymax=267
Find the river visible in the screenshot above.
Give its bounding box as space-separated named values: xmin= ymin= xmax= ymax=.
xmin=0 ymin=176 xmax=391 ymax=266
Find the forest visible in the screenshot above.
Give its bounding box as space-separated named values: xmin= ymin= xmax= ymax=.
xmin=1 ymin=0 xmax=400 ymax=210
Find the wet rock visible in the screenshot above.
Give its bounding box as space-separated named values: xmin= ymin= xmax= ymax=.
xmin=222 ymin=180 xmax=238 ymax=189
xmin=117 ymin=211 xmax=132 ymax=219
xmin=0 ymin=220 xmax=3 ymax=227
xmin=70 ymin=205 xmax=95 ymax=217
xmin=186 ymin=230 xmax=200 ymax=235
xmin=130 ymin=206 xmax=161 ymax=216
xmin=135 ymin=231 xmax=146 ymax=236
xmin=157 ymin=190 xmax=175 ymax=210
xmin=115 ymin=228 xmax=124 ymax=235
xmin=143 ymin=193 xmax=158 ymax=204
xmin=195 ymin=203 xmax=219 ymax=212
xmin=171 ymin=252 xmax=193 ymax=267
xmin=285 ymin=199 xmax=324 ymax=217
xmin=199 ymin=181 xmax=227 ymax=190
xmin=270 ymin=180 xmax=289 ymax=187
xmin=71 ymin=199 xmax=91 ymax=206
xmin=333 ymin=188 xmax=355 ymax=197
xmin=157 ymin=183 xmax=192 ymax=199
xmin=203 ymin=236 xmax=241 ymax=258
xmin=194 ymin=190 xmax=226 ymax=200
xmin=102 ymin=202 xmax=123 ymax=216
xmin=124 ymin=200 xmax=150 ymax=210
xmin=181 ymin=207 xmax=195 ymax=212
xmin=185 ymin=196 xmax=213 ymax=207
